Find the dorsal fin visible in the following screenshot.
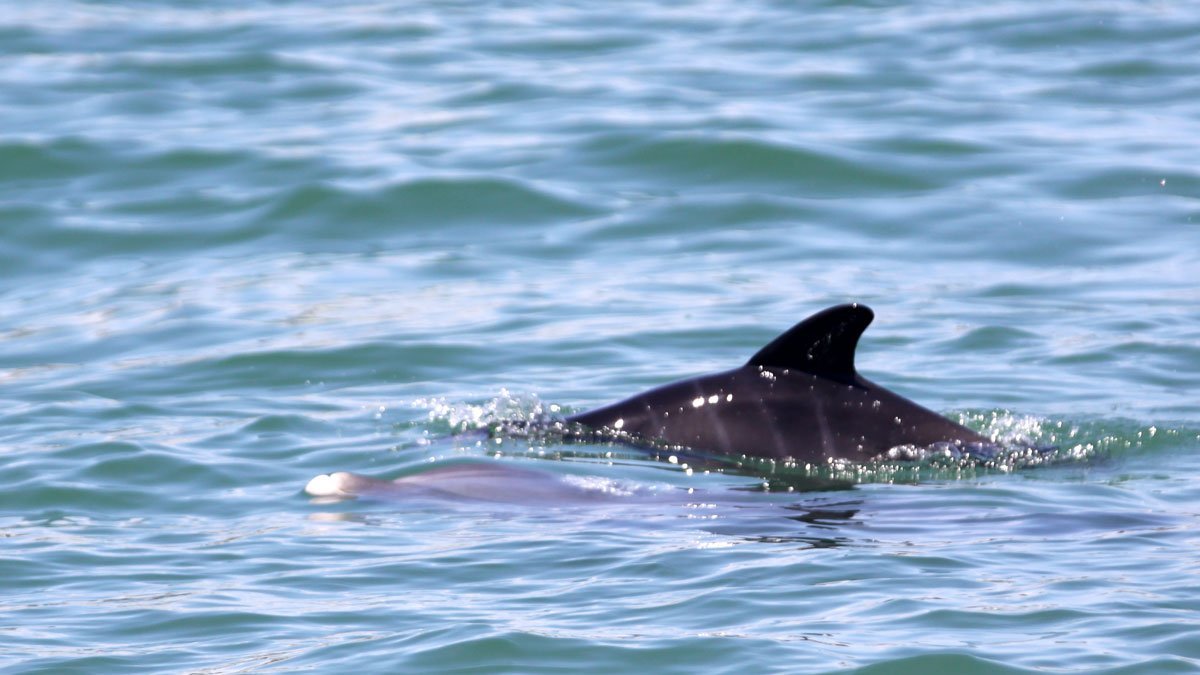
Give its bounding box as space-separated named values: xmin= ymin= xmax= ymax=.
xmin=747 ymin=304 xmax=873 ymax=383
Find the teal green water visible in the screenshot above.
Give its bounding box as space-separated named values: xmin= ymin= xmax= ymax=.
xmin=3 ymin=1 xmax=1199 ymax=672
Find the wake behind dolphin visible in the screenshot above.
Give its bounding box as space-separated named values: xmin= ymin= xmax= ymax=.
xmin=564 ymin=304 xmax=991 ymax=464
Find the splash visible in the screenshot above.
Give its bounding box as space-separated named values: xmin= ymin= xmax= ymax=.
xmin=409 ymin=392 xmax=1191 ymax=489
xmin=410 ymin=389 xmax=559 ymax=434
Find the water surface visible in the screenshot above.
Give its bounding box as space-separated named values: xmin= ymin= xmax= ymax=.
xmin=2 ymin=1 xmax=1199 ymax=672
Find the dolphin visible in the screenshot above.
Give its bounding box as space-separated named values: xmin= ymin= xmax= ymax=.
xmin=305 ymin=461 xmax=637 ymax=504
xmin=564 ymin=303 xmax=990 ymax=463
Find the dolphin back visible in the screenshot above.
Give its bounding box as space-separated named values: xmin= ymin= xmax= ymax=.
xmin=566 ymin=304 xmax=989 ymax=462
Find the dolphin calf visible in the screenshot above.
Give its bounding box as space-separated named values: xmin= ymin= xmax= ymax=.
xmin=306 ymin=461 xmax=638 ymax=504
xmin=565 ymin=304 xmax=989 ymax=463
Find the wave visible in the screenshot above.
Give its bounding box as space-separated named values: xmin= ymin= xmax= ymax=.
xmin=578 ymin=133 xmax=937 ymax=195
xmin=253 ymin=176 xmax=600 ymax=234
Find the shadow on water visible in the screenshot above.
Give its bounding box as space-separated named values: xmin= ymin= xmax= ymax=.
xmin=701 ymin=499 xmax=865 ymax=548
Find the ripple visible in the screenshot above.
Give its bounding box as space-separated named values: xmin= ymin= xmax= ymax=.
xmin=943 ymin=325 xmax=1042 ymax=352
xmin=581 ymin=133 xmax=935 ymax=195
xmin=1045 ymin=167 xmax=1200 ymax=201
xmin=255 ymin=177 xmax=600 ymax=233
xmin=848 ymin=653 xmax=1038 ymax=675
xmin=0 ymin=137 xmax=96 ymax=182
xmin=102 ymin=50 xmax=327 ymax=79
xmin=480 ymin=31 xmax=651 ymax=57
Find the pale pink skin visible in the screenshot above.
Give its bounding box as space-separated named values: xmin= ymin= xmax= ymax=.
xmin=306 ymin=461 xmax=639 ymax=504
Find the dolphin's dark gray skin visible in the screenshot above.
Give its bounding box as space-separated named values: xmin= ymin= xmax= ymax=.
xmin=565 ymin=304 xmax=989 ymax=463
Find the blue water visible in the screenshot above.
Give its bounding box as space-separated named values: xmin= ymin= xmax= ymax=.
xmin=2 ymin=1 xmax=1199 ymax=672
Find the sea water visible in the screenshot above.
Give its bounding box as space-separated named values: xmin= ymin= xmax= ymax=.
xmin=1 ymin=2 xmax=1198 ymax=672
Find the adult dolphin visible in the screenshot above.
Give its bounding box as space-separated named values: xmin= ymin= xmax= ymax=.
xmin=565 ymin=303 xmax=990 ymax=463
